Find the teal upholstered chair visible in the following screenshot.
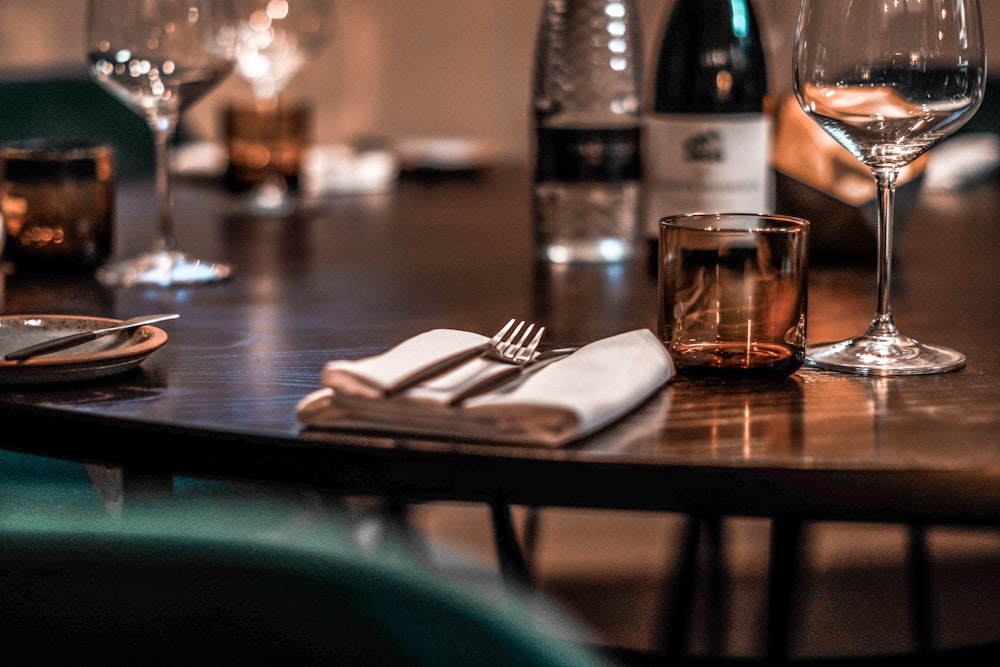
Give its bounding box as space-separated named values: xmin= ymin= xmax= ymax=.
xmin=0 ymin=73 xmax=154 ymax=179
xmin=0 ymin=447 xmax=252 ymax=518
xmin=0 ymin=493 xmax=612 ymax=666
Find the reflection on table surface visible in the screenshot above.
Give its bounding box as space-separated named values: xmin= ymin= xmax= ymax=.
xmin=1 ymin=167 xmax=999 ymax=521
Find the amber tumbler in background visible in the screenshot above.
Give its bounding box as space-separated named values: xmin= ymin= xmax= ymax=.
xmin=658 ymin=213 xmax=809 ymax=379
xmin=223 ymin=104 xmax=311 ymax=214
xmin=0 ymin=140 xmax=115 ymax=272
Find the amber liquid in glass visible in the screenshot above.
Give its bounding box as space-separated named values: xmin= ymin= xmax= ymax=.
xmin=672 ymin=342 xmax=803 ymax=380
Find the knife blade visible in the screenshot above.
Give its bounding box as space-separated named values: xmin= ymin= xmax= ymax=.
xmin=3 ymin=313 xmax=180 ymax=362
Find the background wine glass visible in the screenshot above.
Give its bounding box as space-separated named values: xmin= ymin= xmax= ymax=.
xmin=232 ymin=0 xmax=334 ymax=216
xmin=87 ymin=0 xmax=238 ymax=287
xmin=793 ymin=0 xmax=986 ymax=375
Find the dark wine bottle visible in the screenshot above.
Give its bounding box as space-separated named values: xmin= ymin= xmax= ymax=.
xmin=644 ymin=0 xmax=772 ymax=267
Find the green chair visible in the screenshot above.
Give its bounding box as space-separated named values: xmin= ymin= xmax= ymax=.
xmin=0 ymin=494 xmax=612 ymax=666
xmin=0 ymin=74 xmax=153 ymax=178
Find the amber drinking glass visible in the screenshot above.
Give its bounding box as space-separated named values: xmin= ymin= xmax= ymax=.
xmin=658 ymin=213 xmax=809 ymax=380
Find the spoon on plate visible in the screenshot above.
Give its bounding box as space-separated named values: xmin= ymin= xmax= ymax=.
xmin=3 ymin=313 xmax=180 ymax=362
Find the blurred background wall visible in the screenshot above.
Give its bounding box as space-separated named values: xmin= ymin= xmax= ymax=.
xmin=1 ymin=0 xmax=999 ymax=164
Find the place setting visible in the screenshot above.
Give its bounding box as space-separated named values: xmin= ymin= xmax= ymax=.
xmin=296 ymin=319 xmax=675 ymax=448
xmin=0 ymin=313 xmax=177 ymax=385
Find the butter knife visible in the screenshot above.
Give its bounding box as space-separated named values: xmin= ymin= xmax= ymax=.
xmin=3 ymin=313 xmax=180 ymax=361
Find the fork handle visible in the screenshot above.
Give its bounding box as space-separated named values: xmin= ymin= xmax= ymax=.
xmin=446 ymin=365 xmax=523 ymax=405
xmin=383 ymin=343 xmax=489 ymax=396
xmin=447 ymin=349 xmax=574 ymax=405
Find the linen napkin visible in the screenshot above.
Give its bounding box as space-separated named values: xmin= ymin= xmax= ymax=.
xmin=295 ymin=328 xmax=674 ymax=447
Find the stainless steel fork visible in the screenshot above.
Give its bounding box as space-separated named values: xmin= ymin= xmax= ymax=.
xmin=383 ymin=319 xmax=544 ymax=396
xmin=446 ymin=328 xmax=563 ymax=406
xmin=483 ymin=320 xmax=545 ymax=364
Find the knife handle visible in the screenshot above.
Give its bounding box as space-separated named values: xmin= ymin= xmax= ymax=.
xmin=383 ymin=343 xmax=489 ymax=396
xmin=4 ymin=331 xmax=99 ymax=362
xmin=447 ymin=365 xmax=522 ymax=405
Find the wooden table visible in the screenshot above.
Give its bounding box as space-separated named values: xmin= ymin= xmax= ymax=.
xmin=2 ymin=166 xmax=999 ymax=661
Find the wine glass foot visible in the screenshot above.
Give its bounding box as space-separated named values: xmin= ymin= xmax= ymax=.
xmin=96 ymin=250 xmax=233 ymax=288
xmin=805 ymin=333 xmax=966 ymax=376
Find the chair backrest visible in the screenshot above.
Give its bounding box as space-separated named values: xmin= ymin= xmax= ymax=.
xmin=0 ymin=496 xmax=611 ymax=666
xmin=0 ymin=72 xmax=153 ymax=178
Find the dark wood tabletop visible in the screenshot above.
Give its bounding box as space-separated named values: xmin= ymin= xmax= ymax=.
xmin=2 ymin=165 xmax=1000 ymax=525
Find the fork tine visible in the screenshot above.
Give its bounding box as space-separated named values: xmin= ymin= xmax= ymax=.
xmin=515 ymin=326 xmax=545 ymax=363
xmin=497 ymin=320 xmax=525 ymax=354
xmin=490 ymin=318 xmax=516 ymax=346
xmin=505 ymin=323 xmax=534 ymax=359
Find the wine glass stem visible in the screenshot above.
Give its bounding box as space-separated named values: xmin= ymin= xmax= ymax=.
xmin=153 ymin=126 xmax=178 ymax=253
xmin=868 ymin=168 xmax=899 ymax=339
xmin=257 ymin=95 xmax=286 ymax=190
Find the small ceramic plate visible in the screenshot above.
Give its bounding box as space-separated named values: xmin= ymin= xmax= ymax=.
xmin=394 ymin=137 xmax=496 ymax=172
xmin=0 ymin=315 xmax=169 ymax=385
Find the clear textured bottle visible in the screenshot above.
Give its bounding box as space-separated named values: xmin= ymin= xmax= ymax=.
xmin=645 ymin=0 xmax=772 ymax=262
xmin=531 ymin=0 xmax=643 ymax=264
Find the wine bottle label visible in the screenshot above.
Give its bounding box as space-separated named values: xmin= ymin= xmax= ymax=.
xmin=535 ymin=126 xmax=641 ymax=183
xmin=643 ymin=114 xmax=772 ymax=237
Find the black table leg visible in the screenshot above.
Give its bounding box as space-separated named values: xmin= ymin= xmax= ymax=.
xmin=767 ymin=517 xmax=803 ymax=661
xmin=908 ymin=523 xmax=934 ymax=652
xmin=657 ymin=514 xmax=725 ymax=657
xmin=490 ymin=500 xmax=534 ymax=587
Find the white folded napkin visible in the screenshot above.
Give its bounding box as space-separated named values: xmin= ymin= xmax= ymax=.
xmin=295 ymin=328 xmax=674 ymax=447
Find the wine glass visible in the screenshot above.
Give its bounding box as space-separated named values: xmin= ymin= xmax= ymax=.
xmin=86 ymin=0 xmax=238 ymax=287
xmin=793 ymin=0 xmax=986 ymax=375
xmin=232 ymin=0 xmax=334 ymax=216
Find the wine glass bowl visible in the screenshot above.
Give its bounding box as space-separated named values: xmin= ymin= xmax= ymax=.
xmin=234 ymin=0 xmax=331 ymax=102
xmin=87 ymin=0 xmax=238 ymax=287
xmin=231 ymin=0 xmax=334 ymax=216
xmin=793 ymin=0 xmax=986 ymax=375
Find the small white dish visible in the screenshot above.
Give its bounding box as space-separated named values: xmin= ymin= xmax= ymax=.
xmin=301 ymin=144 xmax=400 ymax=195
xmin=394 ymin=136 xmax=496 ymax=172
xmin=0 ymin=315 xmax=168 ymax=385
